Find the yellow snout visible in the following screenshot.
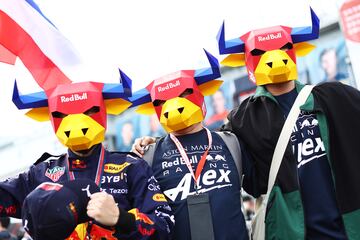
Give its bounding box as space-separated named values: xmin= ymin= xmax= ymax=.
xmin=254 ymin=49 xmax=297 ymax=85
xmin=160 ymin=97 xmax=204 ymax=133
xmin=56 ymin=114 xmax=105 ymax=151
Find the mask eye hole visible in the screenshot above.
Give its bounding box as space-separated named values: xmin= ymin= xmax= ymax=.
xmin=83 ymin=106 xmax=100 ymax=116
xmin=51 ymin=111 xmax=68 ymax=118
xmin=153 ymin=99 xmax=166 ymax=107
xmin=179 ymin=88 xmax=193 ymax=98
xmin=250 ymin=48 xmax=266 ymax=56
xmin=280 ymin=42 xmax=293 ymax=51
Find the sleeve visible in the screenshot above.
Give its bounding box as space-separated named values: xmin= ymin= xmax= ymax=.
xmin=240 ymin=140 xmax=261 ymax=198
xmin=220 ymin=111 xmax=234 ymax=132
xmin=0 ymin=166 xmax=36 ymax=218
xmin=113 ymin=159 xmax=174 ymax=239
xmin=221 ymin=109 xmax=261 ymax=198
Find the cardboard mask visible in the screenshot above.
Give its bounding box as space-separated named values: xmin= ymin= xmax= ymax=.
xmin=128 ymin=50 xmax=223 ymax=133
xmin=217 ymin=7 xmax=319 ymax=85
xmin=13 ymin=71 xmax=132 ymax=151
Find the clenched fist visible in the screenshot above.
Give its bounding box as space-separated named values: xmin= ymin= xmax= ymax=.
xmin=87 ymin=191 xmax=119 ymax=226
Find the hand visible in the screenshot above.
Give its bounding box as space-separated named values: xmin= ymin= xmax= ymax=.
xmin=87 ymin=192 xmax=119 ymax=226
xmin=131 ymin=136 xmax=156 ymax=157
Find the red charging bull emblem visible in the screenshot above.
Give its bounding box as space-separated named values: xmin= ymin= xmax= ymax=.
xmin=129 ymin=208 xmax=154 ymax=225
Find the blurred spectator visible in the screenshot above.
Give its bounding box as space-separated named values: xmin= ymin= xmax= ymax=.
xmin=205 ymin=90 xmax=229 ymax=130
xmin=320 ymin=48 xmax=348 ymax=82
xmin=0 ymin=217 xmax=15 ymax=240
xmin=149 ymin=114 xmax=165 ymax=137
xmin=117 ymin=121 xmax=134 ymax=151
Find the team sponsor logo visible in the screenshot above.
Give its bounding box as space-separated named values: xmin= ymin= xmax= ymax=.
xmin=104 ymin=162 xmax=131 ymax=174
xmin=60 ymin=93 xmax=87 ymax=103
xmin=45 ymin=166 xmax=65 ymax=182
xmin=152 ymin=193 xmax=167 ymax=202
xmin=162 ymin=155 xmax=198 ymax=169
xmin=148 ymin=176 xmax=161 ymax=192
xmin=71 ymin=159 xmax=86 ymax=169
xmin=206 ymin=154 xmax=226 ymax=162
xmin=162 ymin=145 xmax=223 ymax=159
xmin=157 ymin=80 xmax=180 ymax=93
xmin=164 ymin=169 xmax=232 ymax=201
xmin=257 ymin=32 xmax=282 ymax=42
xmin=102 ymin=188 xmax=128 ymax=194
xmin=162 ymin=156 xmax=229 ymax=176
xmin=81 ymin=184 xmax=92 ymax=197
xmin=138 ymin=225 xmax=156 ymax=236
xmin=1 ymin=205 xmax=17 ymax=215
xmin=101 ymin=173 xmax=127 ymax=184
xmin=300 ymin=118 xmax=318 ymax=129
xmin=129 ymin=208 xmax=154 ymax=225
xmin=291 ymin=113 xmax=326 ymax=168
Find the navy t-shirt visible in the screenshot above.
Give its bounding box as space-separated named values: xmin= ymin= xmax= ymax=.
xmin=275 ymin=88 xmax=347 ymax=240
xmin=152 ymin=129 xmax=248 ymax=240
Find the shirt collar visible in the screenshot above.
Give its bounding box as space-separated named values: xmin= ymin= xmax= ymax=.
xmin=68 ymin=144 xmax=102 ymax=162
xmin=252 ymin=81 xmax=314 ymax=111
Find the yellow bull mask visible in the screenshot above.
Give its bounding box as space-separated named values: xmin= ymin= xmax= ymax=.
xmin=13 ymin=77 xmax=132 ymax=152
xmin=217 ymin=7 xmax=320 ymax=86
xmin=127 ymin=50 xmax=223 ymax=133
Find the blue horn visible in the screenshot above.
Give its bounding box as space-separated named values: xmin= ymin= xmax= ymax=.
xmin=291 ymin=7 xmax=320 ymax=43
xmin=217 ymin=21 xmax=245 ymax=54
xmin=194 ymin=49 xmax=221 ymax=85
xmin=102 ymin=69 xmax=133 ymax=99
xmin=129 ymin=88 xmax=152 ymax=108
xmin=12 ymin=80 xmax=48 ymax=109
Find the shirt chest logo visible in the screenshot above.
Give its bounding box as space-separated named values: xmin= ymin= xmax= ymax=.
xmin=104 ymin=162 xmax=131 ymax=174
xmin=164 ymin=169 xmax=232 ymax=201
xmin=45 ymin=166 xmax=65 ymax=182
xmin=291 ymin=113 xmax=326 ymax=168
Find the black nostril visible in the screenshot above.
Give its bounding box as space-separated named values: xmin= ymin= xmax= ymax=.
xmin=283 ymin=59 xmax=288 ymax=65
xmin=178 ymin=107 xmax=184 ymax=113
xmin=64 ymin=131 xmax=70 ymax=138
xmin=82 ymin=128 xmax=88 ymax=135
xmin=164 ymin=112 xmax=169 ymax=119
xmin=266 ymin=62 xmax=273 ymax=68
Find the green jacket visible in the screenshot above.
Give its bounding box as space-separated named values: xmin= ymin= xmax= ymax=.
xmin=224 ymin=81 xmax=360 ymax=240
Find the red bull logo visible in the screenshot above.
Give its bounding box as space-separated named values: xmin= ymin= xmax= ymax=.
xmin=90 ymin=224 xmax=116 ymax=240
xmin=60 ymin=93 xmax=88 ymax=103
xmin=129 ymin=208 xmax=154 ymax=225
xmin=138 ymin=225 xmax=156 ymax=236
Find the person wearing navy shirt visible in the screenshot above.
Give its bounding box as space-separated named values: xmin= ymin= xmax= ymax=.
xmin=1 ymin=79 xmax=174 ymax=239
xmin=274 ymin=87 xmax=347 ymax=240
xmin=216 ymin=8 xmax=360 ymax=238
xmin=0 ymin=143 xmax=174 ymax=239
xmin=129 ymin=54 xmax=250 ymax=240
xmin=152 ymin=125 xmax=248 ymax=240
